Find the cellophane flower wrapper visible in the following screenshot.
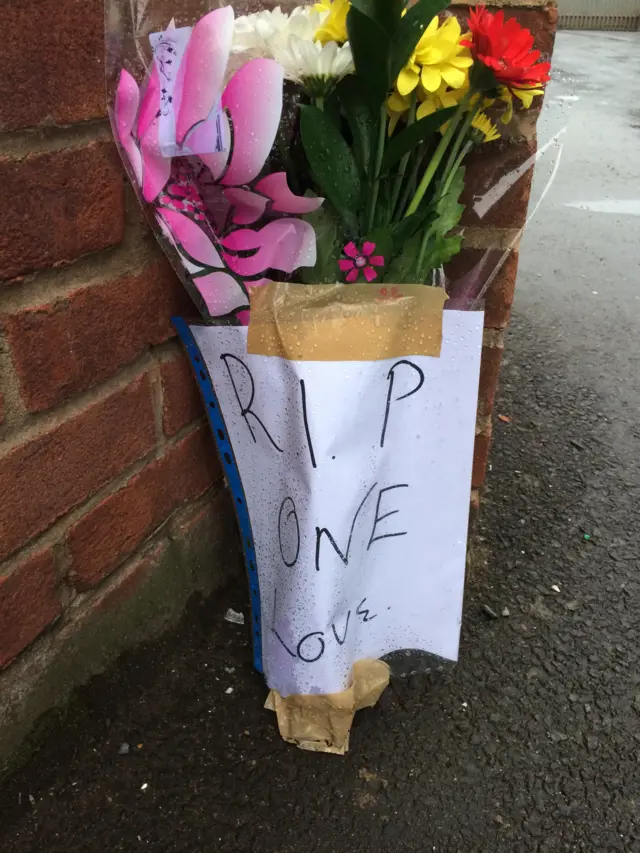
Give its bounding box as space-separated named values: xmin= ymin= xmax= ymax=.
xmin=106 ymin=1 xmax=553 ymax=750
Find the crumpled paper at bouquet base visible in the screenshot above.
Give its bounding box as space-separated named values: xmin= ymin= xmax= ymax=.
xmin=265 ymin=659 xmax=391 ymax=754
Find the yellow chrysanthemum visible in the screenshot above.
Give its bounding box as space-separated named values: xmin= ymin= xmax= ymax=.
xmin=387 ymin=90 xmax=411 ymax=135
xmin=387 ymin=80 xmax=468 ymax=135
xmin=396 ymin=16 xmax=473 ymax=98
xmin=314 ymin=0 xmax=350 ymax=45
xmin=498 ymin=83 xmax=544 ymax=124
xmin=416 ymin=80 xmax=469 ymax=119
xmin=472 ymin=111 xmax=501 ymax=143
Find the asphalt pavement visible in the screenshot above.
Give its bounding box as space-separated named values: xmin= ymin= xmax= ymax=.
xmin=0 ymin=30 xmax=639 ymax=853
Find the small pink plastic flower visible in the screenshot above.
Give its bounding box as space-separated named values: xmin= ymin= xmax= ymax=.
xmin=339 ymin=241 xmax=385 ymax=283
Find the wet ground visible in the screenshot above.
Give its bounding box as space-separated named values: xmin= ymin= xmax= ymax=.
xmin=1 ymin=30 xmax=639 ymax=853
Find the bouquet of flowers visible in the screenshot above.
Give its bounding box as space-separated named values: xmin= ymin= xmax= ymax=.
xmin=111 ymin=1 xmax=550 ymax=324
xmin=108 ymin=0 xmax=551 ymax=752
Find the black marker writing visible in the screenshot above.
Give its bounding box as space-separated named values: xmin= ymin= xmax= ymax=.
xmin=299 ymin=379 xmax=317 ymax=469
xmin=315 ymin=483 xmax=377 ymax=571
xmin=380 ymin=360 xmax=425 ymax=448
xmin=271 ymin=588 xmax=380 ymax=664
xmin=356 ymin=598 xmax=378 ymax=623
xmin=220 ymin=353 xmax=283 ymax=452
xmin=367 ymin=484 xmax=409 ymax=550
xmin=278 ymin=497 xmax=300 ymax=568
xmin=271 ymin=588 xmax=297 ymax=658
xmin=331 ymin=611 xmax=351 ymax=646
xmin=297 ymin=632 xmax=325 ymax=663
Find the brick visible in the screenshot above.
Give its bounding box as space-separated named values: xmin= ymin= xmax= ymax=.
xmin=444 ymin=249 xmax=519 ymax=328
xmin=0 ymin=141 xmax=124 ymax=281
xmin=161 ymin=354 xmax=204 ymax=436
xmin=0 ymin=374 xmax=156 ymax=562
xmin=4 ymin=259 xmax=192 ymax=413
xmin=472 ymin=424 xmax=493 ymax=490
xmin=460 ymin=141 xmax=537 ymax=229
xmin=1 ymin=0 xmax=106 ymax=131
xmin=68 ymin=425 xmax=218 ymax=590
xmin=171 ymin=497 xmax=219 ymax=542
xmin=0 ymin=548 xmax=60 ymax=668
xmin=484 ymin=250 xmax=519 ymax=328
xmin=478 ymin=344 xmax=504 ymax=417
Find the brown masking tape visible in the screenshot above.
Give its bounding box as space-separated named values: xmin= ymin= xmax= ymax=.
xmin=247 ymin=282 xmax=447 ymax=361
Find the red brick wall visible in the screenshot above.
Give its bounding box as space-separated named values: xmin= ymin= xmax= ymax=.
xmin=450 ymin=1 xmax=557 ymax=509
xmin=0 ymin=0 xmax=223 ymax=675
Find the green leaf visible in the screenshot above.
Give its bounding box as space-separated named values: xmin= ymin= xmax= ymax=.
xmin=372 ymin=178 xmax=396 ymax=229
xmin=336 ymin=76 xmax=375 ymax=177
xmin=419 ymin=233 xmax=464 ymax=273
xmin=299 ymin=203 xmax=342 ymax=284
xmin=300 ymin=104 xmax=361 ymax=230
xmin=364 ymin=225 xmax=394 ymax=271
xmin=391 ymin=206 xmax=433 ymax=247
xmin=381 ymin=106 xmax=457 ymax=172
xmin=347 ymin=7 xmax=391 ymax=110
xmin=350 ymin=0 xmax=403 ymax=35
xmin=432 ymin=165 xmax=466 ymax=235
xmin=383 ymin=232 xmax=425 ymax=284
xmin=415 ymin=166 xmax=467 ymax=277
xmin=389 ymin=0 xmax=449 ymax=84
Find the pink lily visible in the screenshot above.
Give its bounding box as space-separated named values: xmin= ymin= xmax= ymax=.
xmin=112 ymin=6 xmax=323 ymax=323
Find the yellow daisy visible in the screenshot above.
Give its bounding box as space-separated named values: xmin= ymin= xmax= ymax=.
xmin=416 ymin=80 xmax=469 ymax=120
xmin=472 ymin=111 xmax=501 ymax=143
xmin=314 ymin=0 xmax=350 ymax=45
xmin=397 ymin=16 xmax=473 ymax=98
xmin=498 ymin=83 xmax=545 ymax=124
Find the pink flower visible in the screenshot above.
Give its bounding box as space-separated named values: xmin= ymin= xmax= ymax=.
xmin=339 ymin=242 xmax=385 ymax=283
xmin=111 ymin=7 xmax=323 ymax=324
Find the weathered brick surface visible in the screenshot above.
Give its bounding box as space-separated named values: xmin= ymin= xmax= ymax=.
xmin=68 ymin=426 xmax=218 ymax=590
xmin=1 ymin=0 xmax=106 ymax=131
xmin=0 ymin=141 xmax=124 ymax=281
xmin=478 ymin=344 xmax=504 ymax=417
xmin=0 ymin=374 xmax=156 ymax=562
xmin=0 ymin=548 xmax=60 ymax=668
xmin=472 ymin=424 xmax=494 ymax=490
xmin=161 ymin=353 xmax=204 ymax=436
xmin=460 ymin=141 xmax=537 ymax=229
xmin=4 ymin=260 xmax=192 ymax=413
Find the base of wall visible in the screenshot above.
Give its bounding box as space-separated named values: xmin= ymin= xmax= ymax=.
xmin=0 ymin=487 xmax=240 ymax=775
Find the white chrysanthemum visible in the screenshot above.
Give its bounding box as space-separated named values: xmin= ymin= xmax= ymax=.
xmin=232 ymin=5 xmax=328 ymax=56
xmin=273 ymin=37 xmax=353 ymax=96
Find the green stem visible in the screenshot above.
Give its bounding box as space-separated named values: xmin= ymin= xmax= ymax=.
xmin=404 ymin=91 xmax=472 ymax=219
xmin=366 ymin=105 xmax=388 ymax=233
xmin=315 ymin=96 xmax=324 ymax=111
xmin=395 ymin=144 xmax=425 ymax=221
xmin=416 ymin=139 xmax=474 ymax=279
xmin=441 ymin=141 xmax=473 ymax=198
xmin=441 ymin=100 xmax=481 ymax=188
xmin=390 ymin=96 xmax=416 ymax=219
xmin=415 ymin=224 xmax=436 ymax=279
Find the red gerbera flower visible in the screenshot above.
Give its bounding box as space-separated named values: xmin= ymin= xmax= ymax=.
xmin=467 ymin=5 xmax=551 ymax=91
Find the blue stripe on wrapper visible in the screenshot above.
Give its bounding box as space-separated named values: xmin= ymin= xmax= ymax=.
xmin=172 ymin=317 xmax=263 ymax=674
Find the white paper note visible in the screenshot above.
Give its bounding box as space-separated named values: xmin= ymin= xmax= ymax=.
xmin=191 ymin=310 xmax=483 ymax=696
